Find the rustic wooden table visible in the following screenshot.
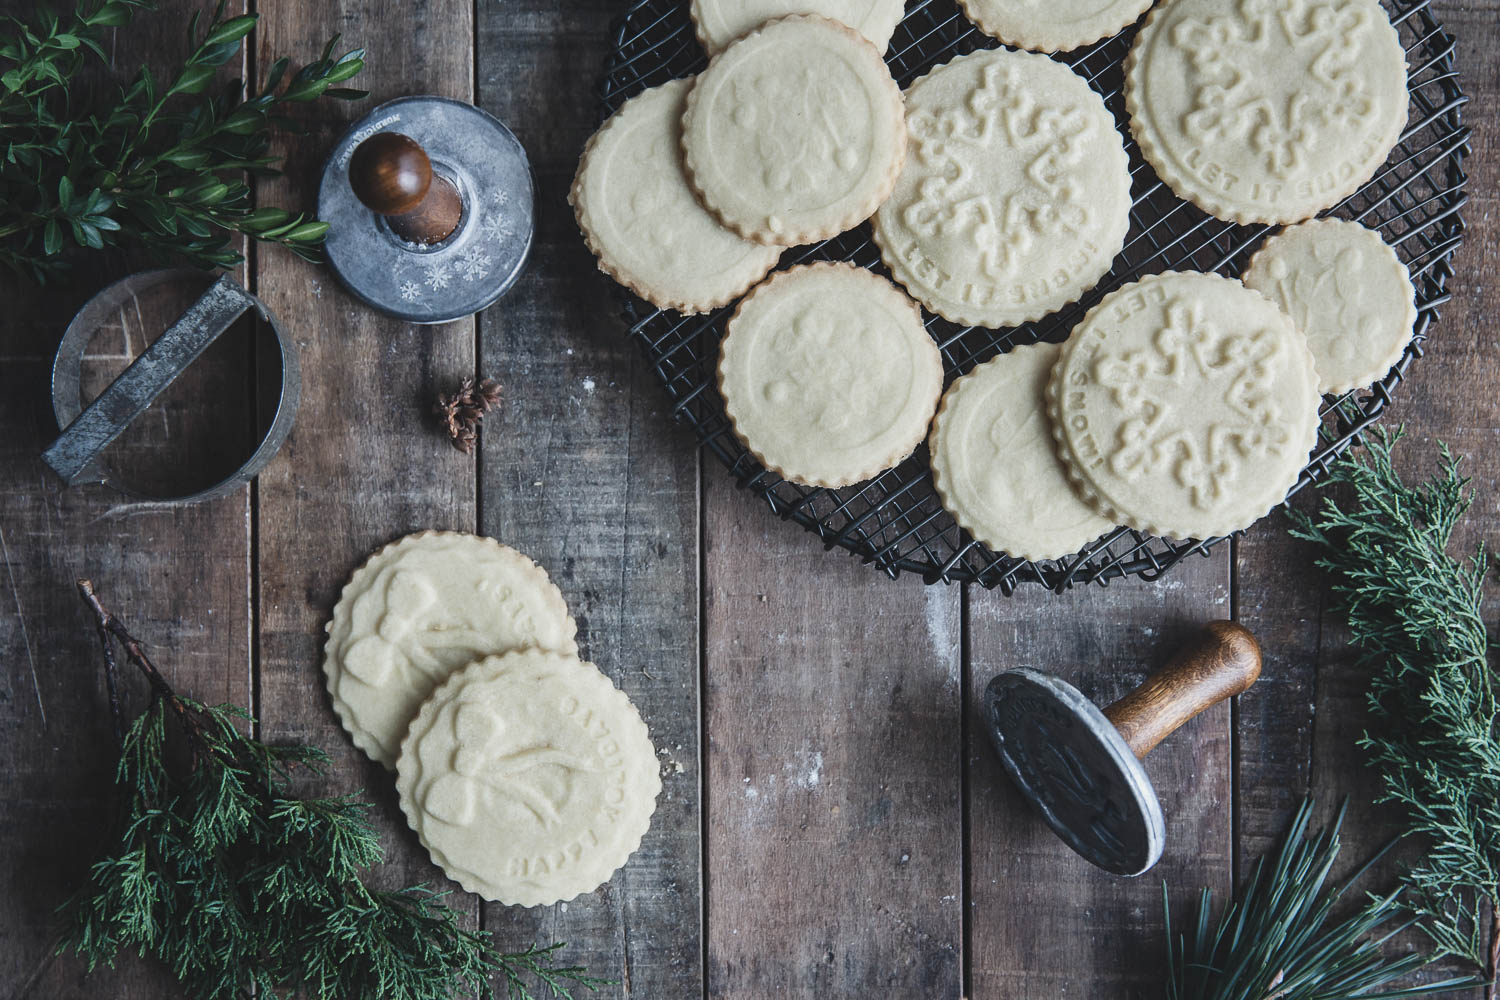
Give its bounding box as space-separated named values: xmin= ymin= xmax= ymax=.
xmin=2 ymin=1 xmax=1496 ymax=997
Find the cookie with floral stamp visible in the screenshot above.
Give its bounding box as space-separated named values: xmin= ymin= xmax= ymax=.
xmin=1047 ymin=272 xmax=1321 ymax=539
xmin=691 ymin=0 xmax=906 ymax=54
xmin=1125 ymin=0 xmax=1408 ymax=225
xmin=396 ymin=650 xmax=660 ymax=907
xmin=681 ymin=15 xmax=907 ymax=246
xmin=1242 ymin=218 xmax=1417 ymax=395
xmin=324 ymin=531 xmax=578 ymax=769
xmin=572 ymin=78 xmax=783 ymax=315
xmin=930 ymin=342 xmax=1116 ymax=562
xmin=957 ymin=0 xmax=1152 ymax=52
xmin=872 ymin=48 xmax=1131 ymax=329
xmin=718 ymin=262 xmax=944 ymax=487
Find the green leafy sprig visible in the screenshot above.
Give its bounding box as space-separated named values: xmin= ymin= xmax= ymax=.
xmin=63 ymin=580 xmax=612 ymax=1000
xmin=0 ymin=0 xmax=366 ymax=281
xmin=1291 ymin=429 xmax=1500 ymax=996
xmin=1164 ymin=798 xmax=1473 ymax=1000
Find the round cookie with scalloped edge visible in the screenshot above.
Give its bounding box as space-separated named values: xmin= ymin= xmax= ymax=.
xmin=930 ymin=342 xmax=1116 ymax=561
xmin=682 ymin=15 xmax=907 ymax=246
xmin=957 ymin=0 xmax=1153 ymax=52
xmin=395 ymin=650 xmax=660 ymax=907
xmin=1241 ymin=218 xmax=1417 ymax=395
xmin=324 ymin=531 xmax=578 ymax=769
xmin=691 ymin=0 xmax=906 ymax=54
xmin=872 ymin=47 xmax=1131 ymax=328
xmin=571 ymin=78 xmax=782 ymax=315
xmin=1047 ymin=272 xmax=1321 ymax=540
xmin=719 ymin=262 xmax=944 ymax=487
xmin=1125 ymin=0 xmax=1407 ymax=225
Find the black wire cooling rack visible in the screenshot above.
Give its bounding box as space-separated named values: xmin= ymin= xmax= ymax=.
xmin=595 ymin=0 xmax=1471 ymax=593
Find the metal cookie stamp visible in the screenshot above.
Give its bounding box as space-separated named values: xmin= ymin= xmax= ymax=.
xmin=318 ymin=96 xmax=535 ymax=324
xmin=982 ymin=621 xmax=1262 ymax=876
xmin=42 ymin=269 xmax=300 ymax=505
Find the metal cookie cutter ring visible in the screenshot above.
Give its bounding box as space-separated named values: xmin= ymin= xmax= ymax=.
xmin=42 ymin=269 xmax=300 ymax=505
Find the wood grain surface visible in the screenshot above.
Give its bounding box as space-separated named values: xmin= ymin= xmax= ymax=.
xmin=1 ymin=0 xmax=1496 ymax=998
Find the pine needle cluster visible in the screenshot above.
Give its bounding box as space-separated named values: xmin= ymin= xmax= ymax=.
xmin=63 ymin=580 xmax=612 ymax=1000
xmin=1290 ymin=430 xmax=1500 ymax=993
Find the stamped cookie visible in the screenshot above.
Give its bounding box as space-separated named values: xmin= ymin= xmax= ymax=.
xmin=572 ymin=79 xmax=782 ymax=315
xmin=681 ymin=15 xmax=907 ymax=246
xmin=872 ymin=48 xmax=1131 ymax=329
xmin=324 ymin=531 xmax=578 ymax=769
xmin=1125 ymin=0 xmax=1408 ymax=225
xmin=718 ymin=262 xmax=943 ymax=487
xmin=691 ymin=0 xmax=906 ymax=54
xmin=1242 ymin=219 xmax=1417 ymax=395
xmin=1048 ymin=272 xmax=1321 ymax=540
xmin=957 ymin=0 xmax=1153 ymax=52
xmin=931 ymin=343 xmax=1116 ymax=561
xmin=396 ymin=650 xmax=660 ymax=907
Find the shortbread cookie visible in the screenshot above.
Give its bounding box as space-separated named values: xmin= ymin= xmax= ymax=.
xmin=1242 ymin=219 xmax=1417 ymax=395
xmin=572 ymin=79 xmax=782 ymax=315
xmin=691 ymin=0 xmax=906 ymax=54
xmin=396 ymin=650 xmax=660 ymax=907
xmin=1126 ymin=0 xmax=1408 ymax=225
xmin=324 ymin=532 xmax=578 ymax=769
xmin=873 ymin=48 xmax=1131 ymax=328
xmin=931 ymin=343 xmax=1116 ymax=561
xmin=958 ymin=0 xmax=1152 ymax=52
xmin=1048 ymin=272 xmax=1321 ymax=540
xmin=718 ymin=263 xmax=943 ymax=487
xmin=682 ymin=15 xmax=907 ymax=246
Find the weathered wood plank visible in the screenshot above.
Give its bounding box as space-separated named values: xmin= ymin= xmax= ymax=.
xmin=966 ymin=554 xmax=1233 ymax=997
xmin=0 ymin=2 xmax=253 ymax=996
xmin=474 ymin=2 xmax=704 ymax=995
xmin=703 ymin=480 xmax=964 ymax=999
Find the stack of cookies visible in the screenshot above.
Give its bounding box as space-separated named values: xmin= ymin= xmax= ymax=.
xmin=573 ymin=0 xmax=1418 ymax=559
xmin=323 ymin=531 xmax=661 ymax=907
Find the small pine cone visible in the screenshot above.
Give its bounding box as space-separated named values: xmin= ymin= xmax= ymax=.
xmin=453 ymin=425 xmax=478 ymax=454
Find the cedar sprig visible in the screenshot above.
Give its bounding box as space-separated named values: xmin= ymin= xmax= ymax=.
xmin=1290 ymin=428 xmax=1500 ymax=996
xmin=1163 ymin=798 xmax=1474 ymax=999
xmin=435 ymin=376 xmax=502 ymax=454
xmin=0 ymin=0 xmax=367 ymax=282
xmin=62 ymin=580 xmax=613 ymax=1000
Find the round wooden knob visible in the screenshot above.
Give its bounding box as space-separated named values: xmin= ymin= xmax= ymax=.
xmin=349 ymin=132 xmax=432 ymax=215
xmin=347 ymin=132 xmax=463 ymax=246
xmin=1101 ymin=621 xmax=1262 ymax=759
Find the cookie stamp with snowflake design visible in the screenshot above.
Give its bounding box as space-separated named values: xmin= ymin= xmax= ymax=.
xmin=1126 ymin=0 xmax=1408 ymax=225
xmin=396 ymin=650 xmax=660 ymax=907
xmin=681 ymin=15 xmax=907 ymax=246
xmin=1047 ymin=272 xmax=1322 ymax=540
xmin=718 ymin=263 xmax=944 ymax=487
xmin=872 ymin=48 xmax=1131 ymax=329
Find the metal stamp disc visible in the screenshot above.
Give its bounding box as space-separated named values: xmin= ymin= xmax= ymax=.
xmin=318 ymin=97 xmax=535 ymax=324
xmin=984 ymin=670 xmax=1166 ymax=877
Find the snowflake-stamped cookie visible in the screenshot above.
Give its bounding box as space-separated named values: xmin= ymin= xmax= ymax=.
xmin=958 ymin=0 xmax=1152 ymax=52
xmin=1125 ymin=0 xmax=1408 ymax=225
xmin=1242 ymin=218 xmax=1417 ymax=395
xmin=396 ymin=650 xmax=660 ymax=907
xmin=691 ymin=0 xmax=906 ymax=54
xmin=930 ymin=342 xmax=1116 ymax=562
xmin=681 ymin=15 xmax=907 ymax=246
xmin=718 ymin=263 xmax=944 ymax=487
xmin=872 ymin=48 xmax=1131 ymax=329
xmin=1048 ymin=272 xmax=1321 ymax=540
xmin=324 ymin=532 xmax=578 ymax=769
xmin=572 ymin=78 xmax=782 ymax=315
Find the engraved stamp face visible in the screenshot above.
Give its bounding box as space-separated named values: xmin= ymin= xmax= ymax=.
xmin=1129 ymin=0 xmax=1408 ymax=223
xmin=874 ymin=48 xmax=1131 ymax=328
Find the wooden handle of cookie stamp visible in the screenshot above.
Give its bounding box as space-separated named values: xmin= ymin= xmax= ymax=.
xmin=349 ymin=132 xmax=463 ymax=245
xmin=1101 ymin=621 xmax=1262 ymax=759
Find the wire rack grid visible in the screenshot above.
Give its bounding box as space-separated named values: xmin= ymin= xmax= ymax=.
xmin=594 ymin=0 xmax=1471 ymax=594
